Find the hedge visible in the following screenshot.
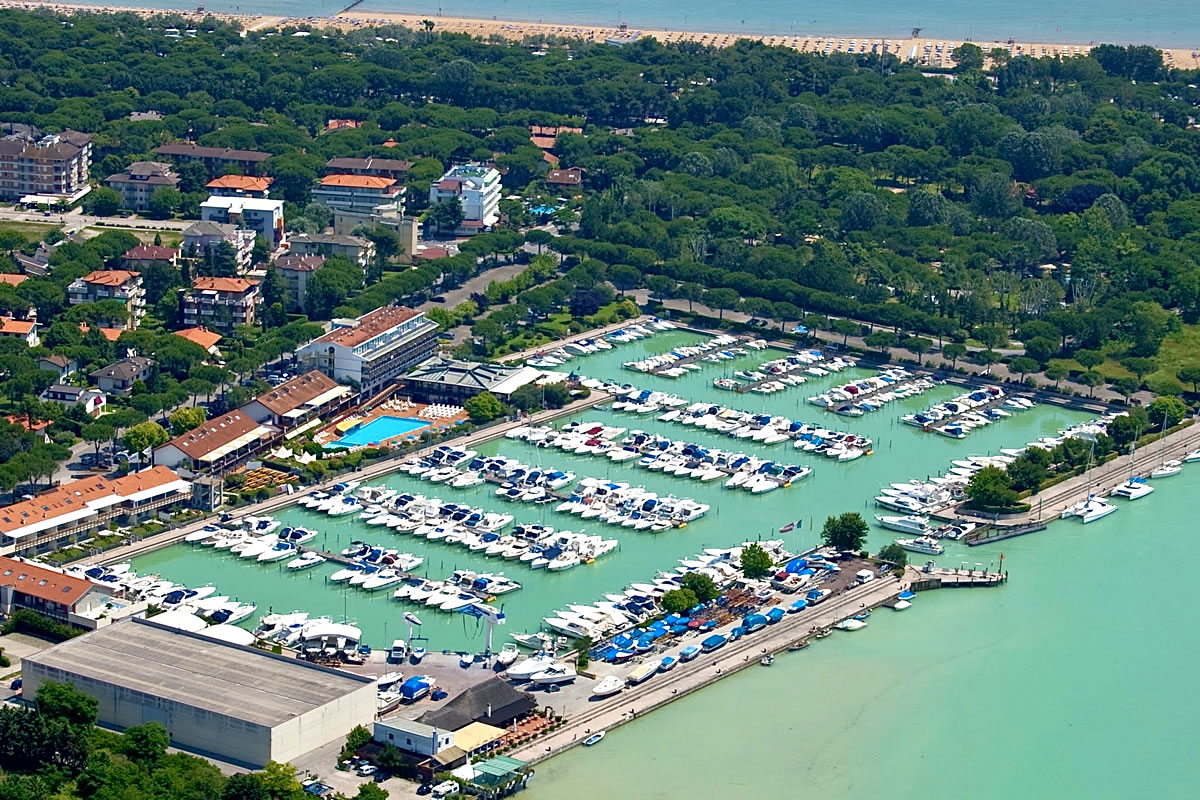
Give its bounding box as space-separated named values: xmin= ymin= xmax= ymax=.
xmin=1 ymin=609 xmax=85 ymax=642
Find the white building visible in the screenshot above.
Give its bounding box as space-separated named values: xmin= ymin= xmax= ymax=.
xmin=373 ymin=718 xmax=455 ymax=757
xmin=22 ymin=617 xmax=377 ymax=768
xmin=296 ymin=306 xmax=439 ymax=395
xmin=182 ymin=221 xmax=256 ymax=273
xmin=200 ymin=195 xmax=285 ymax=247
xmin=429 ymin=164 xmax=501 ymax=233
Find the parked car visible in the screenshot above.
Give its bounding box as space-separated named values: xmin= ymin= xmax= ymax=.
xmin=356 ymin=765 xmax=377 ymax=777
xmin=416 ymin=785 xmax=433 ymax=796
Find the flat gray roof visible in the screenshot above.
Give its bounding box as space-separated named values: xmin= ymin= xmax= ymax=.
xmin=24 ymin=617 xmax=372 ymax=728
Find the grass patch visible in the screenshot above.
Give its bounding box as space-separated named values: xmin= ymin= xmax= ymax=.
xmin=1046 ymin=356 xmax=1133 ymax=381
xmin=1148 ymin=324 xmax=1200 ymax=387
xmin=0 ymin=221 xmax=59 ymax=242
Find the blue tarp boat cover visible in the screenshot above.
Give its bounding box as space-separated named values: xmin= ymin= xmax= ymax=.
xmin=765 ymin=608 xmax=785 ymax=623
xmin=701 ymin=634 xmax=727 ymax=650
xmin=784 ymin=557 xmax=808 ymax=573
xmin=400 ymin=676 xmax=432 ymax=699
xmin=742 ymin=613 xmax=768 ymax=631
xmin=897 ymin=590 xmax=916 ymax=600
xmin=797 ymin=568 xmax=816 ymax=576
xmin=789 ymin=599 xmax=808 ymax=611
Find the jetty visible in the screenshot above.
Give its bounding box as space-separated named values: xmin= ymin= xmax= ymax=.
xmin=508 ymin=562 xmax=1000 ymax=765
xmin=290 ymin=544 xmax=502 ymax=604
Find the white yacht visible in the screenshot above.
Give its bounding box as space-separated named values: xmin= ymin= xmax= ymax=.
xmin=529 ymin=663 xmax=577 ymax=685
xmin=591 ymin=674 xmax=626 ymax=697
xmin=1060 ymin=495 xmax=1118 ymax=523
xmin=1110 ymin=477 xmax=1155 ymax=500
xmin=874 ymin=514 xmax=929 ymax=535
xmin=1150 ymin=459 xmax=1183 ymax=478
xmin=894 ymin=536 xmax=944 ymax=556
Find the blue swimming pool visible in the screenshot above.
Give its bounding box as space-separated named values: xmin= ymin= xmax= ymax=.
xmin=329 ymin=416 xmax=428 ymax=448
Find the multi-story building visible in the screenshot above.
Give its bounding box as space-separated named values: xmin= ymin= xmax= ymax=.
xmin=0 ymin=126 xmax=92 ymax=203
xmin=67 ymin=270 xmax=146 ymax=330
xmin=0 ymin=317 xmax=38 ymax=347
xmin=0 ymin=466 xmax=192 ymax=557
xmin=312 ymin=174 xmax=406 ymax=217
xmin=205 ymin=174 xmax=273 ymax=198
xmin=90 ymin=356 xmax=154 ymax=397
xmin=200 ymin=196 xmax=285 ymax=248
xmin=286 ymin=233 xmax=374 ymax=268
xmin=273 ymin=254 xmax=324 ymax=312
xmin=241 ymin=370 xmax=351 ymax=432
xmin=105 ymin=161 xmax=179 ymax=211
xmin=428 ymin=164 xmax=501 ymax=234
xmin=153 ymin=143 xmax=271 ymax=176
xmin=296 ymin=306 xmax=439 ymax=395
xmin=153 ymin=410 xmax=278 ymax=474
xmin=182 ymin=221 xmax=256 ymax=273
xmin=323 ymin=156 xmax=413 ymax=181
xmin=182 ymin=277 xmax=261 ymax=333
xmin=39 ymin=384 xmax=105 ymax=417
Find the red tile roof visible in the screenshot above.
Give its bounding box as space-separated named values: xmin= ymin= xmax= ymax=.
xmin=0 ymin=557 xmax=103 ymax=606
xmin=529 ymin=135 xmax=558 ymax=150
xmin=206 ymin=175 xmax=274 ymax=192
xmin=0 ymin=466 xmax=183 ymax=537
xmin=78 ymin=323 xmax=123 ymax=342
xmin=253 ymin=370 xmax=341 ymax=416
xmin=0 ymin=274 xmax=26 ymax=287
xmin=174 ymin=327 xmax=222 ymax=351
xmin=320 ymin=174 xmax=397 ymax=190
xmin=162 ymin=410 xmax=264 ymax=459
xmin=192 ymin=277 xmax=259 ymax=293
xmin=314 ymin=306 xmax=421 ymax=349
xmin=0 ymin=317 xmax=35 ymax=335
xmin=82 ymin=269 xmax=139 ymax=287
xmin=546 ymin=168 xmax=583 ymax=186
xmin=124 ymin=245 xmax=178 ymax=261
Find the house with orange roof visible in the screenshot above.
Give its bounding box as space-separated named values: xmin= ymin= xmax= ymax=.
xmin=0 ymin=557 xmax=113 ymax=621
xmin=183 ymin=277 xmax=261 ymax=333
xmin=206 ymin=174 xmax=274 ymax=199
xmin=153 ymin=410 xmax=278 ymax=474
xmin=312 ymin=173 xmax=406 ymax=217
xmin=242 ymin=370 xmax=351 ymax=430
xmin=77 ymin=323 xmax=124 ymax=343
xmin=174 ymin=327 xmax=222 ymax=355
xmin=67 ymin=269 xmax=146 ymax=330
xmin=0 ymin=273 xmax=27 ymax=288
xmin=0 ymin=316 xmax=38 ymax=346
xmin=296 ymin=305 xmax=439 ymax=395
xmin=0 ymin=466 xmax=192 ymax=558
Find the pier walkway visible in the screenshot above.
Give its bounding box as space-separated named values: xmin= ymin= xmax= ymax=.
xmin=644 ymin=335 xmax=751 ymax=377
xmin=916 ymin=390 xmax=1023 ymax=434
xmin=815 ymin=372 xmax=931 ymax=413
xmin=510 ymin=565 xmax=953 ymax=764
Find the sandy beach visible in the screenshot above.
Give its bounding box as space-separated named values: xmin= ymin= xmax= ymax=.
xmin=0 ymin=1 xmax=1195 ymax=68
xmin=324 ymin=10 xmax=1200 ymax=69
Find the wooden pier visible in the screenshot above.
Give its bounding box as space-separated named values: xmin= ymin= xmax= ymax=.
xmin=909 ymin=566 xmax=1007 ymax=589
xmin=917 ymin=390 xmax=1024 ymax=434
xmin=294 ymin=545 xmax=500 ymax=603
xmin=648 ymin=336 xmax=750 ymax=377
xmin=817 ymin=372 xmax=932 ymax=413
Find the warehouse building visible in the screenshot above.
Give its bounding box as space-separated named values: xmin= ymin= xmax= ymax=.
xmin=21 ymin=617 xmax=376 ymax=767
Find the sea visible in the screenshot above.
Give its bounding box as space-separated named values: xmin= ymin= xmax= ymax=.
xmin=129 ymin=328 xmax=1200 ymax=797
xmin=53 ymin=0 xmax=1200 ymax=46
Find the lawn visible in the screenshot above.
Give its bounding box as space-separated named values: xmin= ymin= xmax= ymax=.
xmin=0 ymin=220 xmax=59 ymax=242
xmin=81 ymin=226 xmax=183 ymax=247
xmin=1148 ymin=324 xmax=1200 ymax=388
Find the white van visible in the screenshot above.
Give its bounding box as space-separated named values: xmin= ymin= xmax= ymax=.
xmin=855 ymin=569 xmax=875 ymax=584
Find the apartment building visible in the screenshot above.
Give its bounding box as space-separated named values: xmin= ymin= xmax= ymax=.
xmin=323 ymin=156 xmax=413 ymax=181
xmin=153 ymin=410 xmax=277 ymax=474
xmin=429 ymin=164 xmax=501 ymax=233
xmin=200 ymin=196 xmax=285 ymax=247
xmin=67 ymin=270 xmax=146 ymax=330
xmin=296 ymin=305 xmax=439 ymax=395
xmin=182 ymin=221 xmax=256 ymax=273
xmin=182 ymin=277 xmax=261 ymax=333
xmin=153 ymin=143 xmax=271 ymax=176
xmin=205 ymin=174 xmax=273 ymax=198
xmin=241 ymin=370 xmax=351 ymax=432
xmin=105 ymin=161 xmax=179 ymax=211
xmin=312 ymin=174 xmax=406 ymax=217
xmin=273 ymin=254 xmax=324 ymax=312
xmin=0 ymin=467 xmax=192 ymax=557
xmin=287 ymin=233 xmax=374 ymax=268
xmin=0 ymin=126 xmax=92 ymax=203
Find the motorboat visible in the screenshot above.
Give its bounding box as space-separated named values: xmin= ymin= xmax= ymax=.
xmin=659 ymin=655 xmax=677 ymax=672
xmin=507 ymin=654 xmax=559 ymax=681
xmin=894 ymin=536 xmax=944 ymax=556
xmin=285 ymin=552 xmax=326 ymax=570
xmin=496 ymin=643 xmax=521 ymax=667
xmin=583 ymin=731 xmax=606 ymax=746
xmin=874 ymin=514 xmax=929 ymax=535
xmin=529 ymin=663 xmax=577 ymax=685
xmin=591 ymin=675 xmax=626 ymax=697
xmin=835 ymin=618 xmax=868 ymax=631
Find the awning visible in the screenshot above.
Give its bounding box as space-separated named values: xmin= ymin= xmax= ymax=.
xmin=284 ymin=417 xmax=322 ymax=440
xmin=198 ymin=426 xmax=274 ymax=462
xmin=305 ymin=385 xmax=351 ymax=408
xmin=335 ymin=419 xmax=358 ymax=433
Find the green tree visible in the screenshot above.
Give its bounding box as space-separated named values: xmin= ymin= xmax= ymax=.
xmin=1078 ymin=370 xmax=1103 ymax=397
xmin=123 ymin=420 xmax=169 ymax=463
xmin=508 ymin=383 xmax=543 ymax=413
xmin=1008 ymin=356 xmax=1040 ymax=380
xmin=1177 ymin=367 xmax=1200 ymax=395
xmin=1106 ymin=411 xmax=1146 ymax=449
xmin=121 ymin=722 xmax=169 ymax=764
xmin=965 ymin=465 xmax=1018 ymax=509
xmin=426 ymin=197 xmax=464 ymax=235
xmin=904 ymin=337 xmax=933 ymax=359
xmin=1045 ymin=365 xmax=1068 ymax=389
xmin=221 ymin=774 xmax=269 ymax=800
xmin=258 ymin=761 xmax=301 ymax=800
xmin=675 ymin=282 xmax=704 ymax=311
xmin=356 ymin=784 xmax=389 ymax=800
xmin=863 ymin=330 xmax=897 ymax=353
xmin=660 ymin=588 xmax=699 ymax=615
xmin=702 ymin=287 xmax=740 ymax=319
xmin=85 ymin=186 xmax=122 ymax=216
xmin=82 ymin=421 xmax=114 ymax=459
xmin=146 ymin=187 xmax=182 ymax=220
xmin=974 ymin=324 xmax=1008 ymax=351
xmin=876 ymin=543 xmax=908 ymax=568
xmin=679 ymin=572 xmax=719 ymax=603
xmin=169 ymin=406 xmax=206 ymax=435
xmin=942 ymin=342 xmax=967 ymax=367
xmin=1121 ymin=357 xmax=1156 ymax=381
xmin=1112 ymin=377 xmax=1141 ymax=401
xmin=343 ymin=724 xmax=372 ymax=758
xmin=1075 ymin=349 xmax=1104 ymax=370
xmin=951 ymin=42 xmax=985 ymax=71
xmin=463 ymin=391 xmax=504 ymax=423
xmin=832 ymin=318 xmax=859 ymax=346
xmin=820 ymin=512 xmax=869 ymax=552
xmin=739 ymin=542 xmax=774 ymax=579
xmin=1005 ymin=457 xmax=1047 ymax=493
xmin=36 ymin=681 xmax=98 ymax=726
xmin=608 ymin=264 xmax=641 ymax=296
xmin=1147 ymin=396 xmax=1188 ymax=429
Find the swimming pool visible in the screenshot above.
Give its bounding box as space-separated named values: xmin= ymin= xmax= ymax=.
xmin=329 ymin=416 xmax=428 ymax=448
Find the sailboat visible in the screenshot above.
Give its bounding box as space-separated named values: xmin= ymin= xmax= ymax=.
xmin=1147 ymin=414 xmax=1183 ymax=477
xmin=1060 ymin=438 xmax=1117 ymax=523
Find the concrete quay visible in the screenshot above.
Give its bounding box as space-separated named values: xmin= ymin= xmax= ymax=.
xmin=508 ymin=566 xmax=930 ymax=764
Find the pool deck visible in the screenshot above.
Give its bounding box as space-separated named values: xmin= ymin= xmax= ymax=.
xmin=316 ymin=399 xmax=469 ymax=449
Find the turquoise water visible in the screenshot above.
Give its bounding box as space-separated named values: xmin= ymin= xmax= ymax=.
xmin=130 ymin=328 xmax=1197 ymax=798
xmin=62 ymin=0 xmax=1200 ymax=45
xmin=132 ymin=329 xmax=1088 ymax=653
xmin=330 ymin=415 xmax=428 ymax=448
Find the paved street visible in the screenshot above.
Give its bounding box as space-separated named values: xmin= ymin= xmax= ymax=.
xmin=0 ymin=205 xmax=194 ymax=232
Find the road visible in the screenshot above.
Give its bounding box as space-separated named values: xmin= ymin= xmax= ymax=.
xmin=0 ymin=206 xmax=194 ymax=232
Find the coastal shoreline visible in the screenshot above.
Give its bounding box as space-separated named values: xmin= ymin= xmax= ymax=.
xmin=0 ymin=1 xmax=1196 ymax=67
